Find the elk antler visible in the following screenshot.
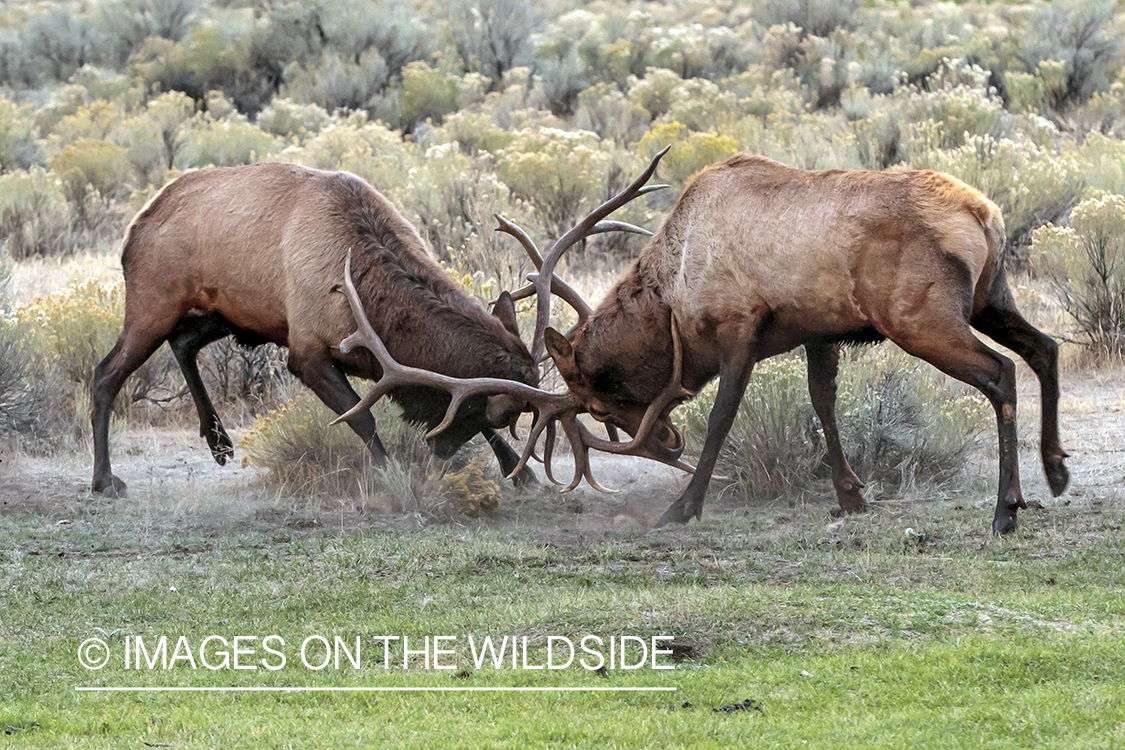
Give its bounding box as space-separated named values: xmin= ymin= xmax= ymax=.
xmin=492 ymin=147 xmax=671 ymax=364
xmin=333 ymin=249 xmax=692 ymax=493
xmin=494 ymin=215 xmax=654 ymax=324
xmin=333 ymin=250 xmax=568 ymax=436
xmin=528 ymin=147 xmax=670 ymax=363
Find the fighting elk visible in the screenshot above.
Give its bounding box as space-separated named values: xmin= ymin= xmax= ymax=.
xmin=91 ymin=163 xmax=540 ymax=497
xmin=555 ymin=152 xmax=1070 ymax=534
xmin=340 ymin=150 xmax=1070 ymax=535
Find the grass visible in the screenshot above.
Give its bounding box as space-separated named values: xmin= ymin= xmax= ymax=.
xmin=2 ymin=486 xmax=1123 ymax=748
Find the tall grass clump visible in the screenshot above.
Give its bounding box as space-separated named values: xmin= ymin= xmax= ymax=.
xmin=240 ymin=392 xmax=439 ymax=503
xmin=1034 ymin=192 xmax=1125 ymax=356
xmin=9 ymin=279 xmax=182 ymax=442
xmin=674 ymin=346 xmax=990 ymax=504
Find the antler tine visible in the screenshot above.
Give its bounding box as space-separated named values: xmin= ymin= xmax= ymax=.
xmin=493 ymin=215 xmax=594 ymax=325
xmin=530 ymin=146 xmax=671 ymax=363
xmin=504 ymin=400 xmax=572 ymax=479
xmin=494 ymin=214 xmax=543 ymax=268
xmin=542 ymin=419 xmax=560 ymax=485
xmin=586 ymin=220 xmax=655 ymax=237
xmin=558 ymin=416 xmax=616 ymax=494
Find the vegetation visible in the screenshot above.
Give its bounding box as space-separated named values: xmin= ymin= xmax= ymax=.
xmin=676 ymin=347 xmax=992 ymax=504
xmin=1 ymin=495 xmax=1123 ymax=748
xmin=1 ymin=0 xmax=1123 ymax=484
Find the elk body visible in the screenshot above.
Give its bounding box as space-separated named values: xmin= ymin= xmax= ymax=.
xmin=91 ymin=162 xmax=537 ymax=498
xmin=538 ymin=154 xmax=1069 ymax=535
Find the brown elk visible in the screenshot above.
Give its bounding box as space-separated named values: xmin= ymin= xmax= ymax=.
xmin=550 ymin=153 xmax=1070 ymax=534
xmin=90 ymin=162 xmax=541 ymax=498
xmin=337 ymin=151 xmax=1070 ymax=535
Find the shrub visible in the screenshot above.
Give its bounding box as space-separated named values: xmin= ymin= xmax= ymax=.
xmin=627 ymin=68 xmax=686 ymax=119
xmin=752 ymin=0 xmax=858 ymax=38
xmin=288 ymin=116 xmax=410 ymax=192
xmin=279 ymin=49 xmax=390 ymax=114
xmin=1079 ymin=132 xmax=1125 ymax=195
xmin=0 ymin=168 xmax=71 ymax=260
xmin=254 ymin=98 xmax=331 ymax=140
xmin=675 ymin=354 xmax=824 ymax=502
xmin=145 ymin=91 xmax=195 ymax=168
xmin=48 ymin=138 xmax=132 ymax=204
xmin=1021 ymin=0 xmax=1123 ymax=110
xmin=438 ymin=454 xmax=501 ymax=517
xmin=495 ymin=127 xmax=610 ymax=239
xmin=430 ymin=111 xmax=516 ymax=155
xmin=636 ymin=122 xmax=739 ymax=186
xmin=674 ymin=346 xmax=990 ymax=503
xmin=176 ymin=118 xmax=283 ymax=168
xmin=1034 ymin=193 xmax=1125 ymax=355
xmin=574 ymin=83 xmax=650 ymax=145
xmin=197 ymin=339 xmax=291 ymax=418
xmin=240 ymin=391 xmax=434 ymax=498
xmin=1006 ymin=71 xmax=1046 ymax=113
xmin=0 ymin=315 xmax=66 ymax=450
xmin=240 ymin=391 xmax=369 ymax=494
xmin=0 ymin=98 xmax=41 ymax=172
xmin=898 ymin=60 xmax=1004 ymax=152
xmin=399 ymin=61 xmax=462 ymax=128
xmin=47 ymin=100 xmax=122 ymax=150
xmin=12 ymin=279 xmax=181 ymax=420
xmin=444 ymin=0 xmax=540 ymax=85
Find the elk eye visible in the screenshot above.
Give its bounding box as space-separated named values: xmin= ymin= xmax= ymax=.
xmin=588 ymin=405 xmax=611 ymax=420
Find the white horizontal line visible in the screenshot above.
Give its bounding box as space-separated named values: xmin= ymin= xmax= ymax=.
xmin=76 ymin=686 xmax=676 ymax=693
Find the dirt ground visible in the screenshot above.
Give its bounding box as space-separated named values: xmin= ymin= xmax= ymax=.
xmin=1 ymin=362 xmax=1122 ymax=537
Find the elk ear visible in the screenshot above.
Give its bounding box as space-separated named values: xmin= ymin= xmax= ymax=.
xmin=491 ymin=291 xmax=520 ymax=338
xmin=544 ymin=327 xmax=578 ymax=381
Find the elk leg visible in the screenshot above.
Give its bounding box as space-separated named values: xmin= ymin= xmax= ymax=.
xmin=891 ymin=325 xmax=1024 ymax=535
xmin=972 ymin=303 xmax=1069 ymax=498
xmin=286 ymin=347 xmax=389 ymax=464
xmin=92 ymin=316 xmax=180 ymax=498
xmin=656 ymin=343 xmax=756 ymax=527
xmin=482 ymin=427 xmax=538 ymax=486
xmin=806 ymin=342 xmax=866 ymax=514
xmin=168 ymin=316 xmax=234 ymax=465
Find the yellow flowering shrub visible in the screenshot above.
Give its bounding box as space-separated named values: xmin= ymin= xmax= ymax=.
xmin=496 ymin=127 xmax=611 ymax=238
xmin=636 ymin=122 xmax=739 ymax=186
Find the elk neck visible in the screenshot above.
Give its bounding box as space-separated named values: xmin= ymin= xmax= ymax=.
xmin=335 ymin=176 xmax=536 ymax=389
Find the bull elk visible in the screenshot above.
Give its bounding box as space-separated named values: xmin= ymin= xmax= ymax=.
xmin=337 ymin=150 xmax=1070 ymax=535
xmin=91 ymin=162 xmax=542 ymax=497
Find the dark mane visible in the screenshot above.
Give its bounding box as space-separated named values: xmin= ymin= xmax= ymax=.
xmin=334 ymin=174 xmax=535 ymax=387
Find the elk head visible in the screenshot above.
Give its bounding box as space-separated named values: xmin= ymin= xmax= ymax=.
xmin=332 ymin=146 xmax=695 ymax=493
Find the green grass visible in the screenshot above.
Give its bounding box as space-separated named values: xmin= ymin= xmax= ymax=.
xmin=2 ymin=493 xmax=1124 ymax=748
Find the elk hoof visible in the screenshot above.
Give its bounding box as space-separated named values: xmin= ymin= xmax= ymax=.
xmin=832 ymin=485 xmax=867 ymax=516
xmin=511 ymin=464 xmax=539 ymax=488
xmin=829 ymin=501 xmax=867 ymax=518
xmin=992 ymin=495 xmax=1022 ymax=536
xmin=992 ymin=514 xmax=1018 ymax=536
xmin=656 ymin=500 xmax=696 ymax=527
xmin=93 ymin=474 xmax=127 ymax=499
xmin=1045 ymin=456 xmax=1070 ymax=497
xmin=207 ymin=428 xmax=234 ymax=466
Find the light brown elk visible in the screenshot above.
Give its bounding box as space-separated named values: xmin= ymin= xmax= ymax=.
xmin=547 ymin=152 xmax=1070 ymax=534
xmin=91 ymin=162 xmax=541 ymax=497
xmin=341 ymin=151 xmax=1070 ymax=535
